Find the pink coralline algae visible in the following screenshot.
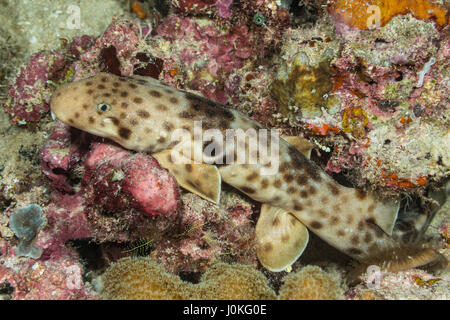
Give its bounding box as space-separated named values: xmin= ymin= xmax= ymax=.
xmin=4 ymin=52 xmax=66 ymax=123
xmin=82 ymin=142 xmax=180 ymax=242
xmin=68 ymin=35 xmax=96 ymax=60
xmin=171 ymin=0 xmax=233 ymax=19
xmin=73 ymin=19 xmax=143 ymax=78
xmin=41 ymin=122 xmax=180 ymax=243
xmin=0 ymin=194 xmax=94 ymax=299
xmin=83 ymin=142 xmax=179 ymax=218
xmin=40 ymin=121 xmax=83 ymax=193
xmin=0 ymin=238 xmax=96 ymax=300
xmin=154 ymin=16 xmax=256 ymax=103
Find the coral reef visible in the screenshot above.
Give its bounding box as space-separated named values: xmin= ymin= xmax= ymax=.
xmin=41 ymin=121 xmax=180 ymax=243
xmin=0 ymin=0 xmax=448 ymax=301
xmin=82 ymin=142 xmax=180 ymax=242
xmin=272 ymin=12 xmax=449 ymax=192
xmin=279 ymin=265 xmax=345 ymax=300
xmin=152 ymin=15 xmax=257 ymax=104
xmin=4 ymin=52 xmax=67 ymax=123
xmin=0 ymin=248 xmax=96 ymax=300
xmin=0 ymin=191 xmax=95 ymax=299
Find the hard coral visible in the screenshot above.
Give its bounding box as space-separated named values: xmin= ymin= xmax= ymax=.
xmin=328 ymin=0 xmax=448 ymax=30
xmin=271 ymin=60 xmax=337 ymax=119
xmin=101 ymin=257 xmax=276 ymax=300
xmin=196 ymin=262 xmax=276 ymax=299
xmin=101 ymin=256 xmax=194 ymax=299
xmin=279 ymin=265 xmax=344 ymax=300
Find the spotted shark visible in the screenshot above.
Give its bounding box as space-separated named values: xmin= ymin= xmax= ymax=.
xmin=50 ymin=72 xmax=443 ymax=272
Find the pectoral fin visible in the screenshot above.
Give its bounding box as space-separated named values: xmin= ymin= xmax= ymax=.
xmin=256 ymin=204 xmax=309 ymax=272
xmin=153 ymin=150 xmax=221 ymax=204
xmin=282 ymin=136 xmax=314 ymax=159
xmin=367 ymin=194 xmax=400 ymax=236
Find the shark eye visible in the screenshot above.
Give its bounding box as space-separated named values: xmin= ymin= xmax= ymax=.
xmin=96 ymin=103 xmax=112 ymax=113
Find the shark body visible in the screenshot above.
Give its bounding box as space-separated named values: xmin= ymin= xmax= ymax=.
xmin=50 ymin=72 xmax=439 ymax=271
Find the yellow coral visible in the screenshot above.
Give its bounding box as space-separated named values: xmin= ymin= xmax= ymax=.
xmin=342 ymin=106 xmax=369 ymax=138
xmin=278 ymin=266 xmax=344 ymax=300
xmin=101 ymin=257 xmax=194 ymax=300
xmin=329 ymin=0 xmax=448 ymax=30
xmin=196 ymin=263 xmax=277 ymax=300
xmin=271 ymin=61 xmax=335 ymax=118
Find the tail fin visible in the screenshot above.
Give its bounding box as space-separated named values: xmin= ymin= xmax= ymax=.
xmin=348 ymin=242 xmax=447 ymax=284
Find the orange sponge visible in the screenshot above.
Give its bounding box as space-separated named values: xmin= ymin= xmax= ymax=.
xmin=328 ymin=0 xmax=448 ymax=30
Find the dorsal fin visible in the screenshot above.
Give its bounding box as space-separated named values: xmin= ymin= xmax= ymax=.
xmin=153 ymin=150 xmax=221 ymax=204
xmin=128 ymin=74 xmax=164 ymax=86
xmin=256 ymin=204 xmax=309 ymax=272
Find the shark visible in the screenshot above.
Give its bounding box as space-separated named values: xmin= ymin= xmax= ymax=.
xmin=50 ymin=72 xmax=444 ymax=272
